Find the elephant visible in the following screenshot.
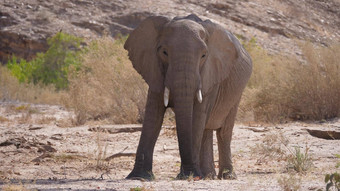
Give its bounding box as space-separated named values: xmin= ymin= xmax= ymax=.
xmin=124 ymin=14 xmax=252 ymax=180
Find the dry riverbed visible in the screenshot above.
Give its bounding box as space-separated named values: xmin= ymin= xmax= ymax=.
xmin=0 ymin=102 xmax=339 ymax=190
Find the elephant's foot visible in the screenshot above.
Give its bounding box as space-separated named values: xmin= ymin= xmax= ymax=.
xmin=203 ymin=171 xmax=216 ymax=180
xmin=176 ymin=168 xmax=202 ymax=180
xmin=218 ymin=169 xmax=237 ymax=180
xmin=126 ymin=168 xmax=154 ymax=181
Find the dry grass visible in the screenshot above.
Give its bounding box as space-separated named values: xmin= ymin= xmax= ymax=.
xmin=1 ymin=182 xmax=30 ymax=191
xmin=162 ymin=126 xmax=177 ymax=138
xmin=130 ymin=186 xmax=155 ymax=191
xmin=94 ymin=131 xmax=109 ymax=169
xmin=250 ymin=132 xmax=289 ymax=164
xmin=239 ymin=41 xmax=340 ymax=123
xmin=0 ymin=116 xmax=9 ymax=122
xmin=83 ymin=130 xmax=111 ymax=172
xmin=2 ymin=34 xmax=338 ymax=125
xmin=0 ymin=66 xmax=66 ymax=105
xmin=35 ymin=116 xmax=57 ymax=124
xmin=55 ymin=117 xmax=75 ymax=128
xmin=66 ymin=36 xmax=147 ymax=125
xmin=52 ymin=153 xmax=84 ymax=163
xmin=286 ymin=145 xmax=313 ymax=173
xmin=17 ymin=113 xmax=32 ymax=124
xmin=277 ymin=173 xmax=302 ymax=191
xmin=163 ymin=109 xmax=176 ymax=126
xmin=285 ymin=42 xmax=340 ymax=120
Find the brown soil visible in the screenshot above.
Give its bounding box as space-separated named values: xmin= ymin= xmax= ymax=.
xmin=0 ymin=102 xmax=339 ymax=190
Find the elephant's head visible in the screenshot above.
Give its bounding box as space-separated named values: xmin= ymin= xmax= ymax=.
xmin=124 ymin=14 xmax=240 ymax=172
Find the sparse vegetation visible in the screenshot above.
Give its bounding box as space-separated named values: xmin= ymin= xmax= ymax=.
xmin=84 ymin=130 xmax=111 ymax=173
xmin=130 ymin=187 xmax=154 ymax=191
xmin=0 ymin=65 xmax=66 ymax=104
xmin=17 ymin=112 xmax=32 ymax=124
xmin=0 ymin=116 xmax=9 ymax=122
xmin=52 ymin=153 xmax=83 ymax=162
xmin=94 ymin=131 xmax=109 ymax=169
xmin=0 ymin=0 xmax=339 ymax=190
xmin=324 ymin=154 xmax=340 ymax=191
xmin=250 ymin=132 xmax=289 ymax=163
xmin=2 ymin=184 xmax=30 ymax=191
xmin=66 ymin=36 xmax=147 ymax=125
xmin=239 ymin=39 xmax=340 ymax=122
xmin=325 ymin=172 xmax=340 ymax=191
xmin=2 ymin=31 xmax=339 ymax=124
xmin=35 ymin=116 xmax=57 ymax=124
xmin=250 ymin=131 xmax=313 ymax=174
xmin=14 ymin=105 xmax=29 ymax=111
xmin=286 ymin=146 xmax=313 ymax=173
xmin=278 ymin=173 xmax=302 ymax=191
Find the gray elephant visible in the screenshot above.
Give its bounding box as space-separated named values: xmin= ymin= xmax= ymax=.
xmin=124 ymin=14 xmax=252 ymax=180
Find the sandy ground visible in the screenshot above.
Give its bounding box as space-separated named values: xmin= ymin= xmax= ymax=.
xmin=0 ymin=102 xmax=339 ymax=190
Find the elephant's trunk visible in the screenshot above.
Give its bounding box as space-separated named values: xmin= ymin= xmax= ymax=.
xmin=174 ymin=98 xmax=194 ymax=170
xmin=171 ymin=69 xmax=196 ymax=172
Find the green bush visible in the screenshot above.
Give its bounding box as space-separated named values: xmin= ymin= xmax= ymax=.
xmin=7 ymin=32 xmax=83 ymax=90
xmin=325 ymin=154 xmax=340 ymax=191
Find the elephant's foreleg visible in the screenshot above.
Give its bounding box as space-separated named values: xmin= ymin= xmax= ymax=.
xmin=177 ymin=102 xmax=206 ymax=179
xmin=199 ymin=129 xmax=216 ymax=179
xmin=126 ymin=90 xmax=165 ymax=180
xmin=216 ymin=103 xmax=238 ymax=180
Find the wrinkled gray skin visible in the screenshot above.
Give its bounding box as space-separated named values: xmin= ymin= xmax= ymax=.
xmin=124 ymin=14 xmax=252 ymax=180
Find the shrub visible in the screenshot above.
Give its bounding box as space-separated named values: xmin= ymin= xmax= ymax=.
xmin=324 ymin=154 xmax=340 ymax=191
xmin=285 ymin=42 xmax=340 ymax=120
xmin=66 ymin=36 xmax=147 ymax=125
xmin=239 ymin=39 xmax=340 ymax=122
xmin=325 ymin=172 xmax=340 ymax=191
xmin=287 ymin=146 xmax=313 ymax=173
xmin=0 ymin=65 xmax=65 ymax=104
xmin=7 ymin=32 xmax=83 ymax=90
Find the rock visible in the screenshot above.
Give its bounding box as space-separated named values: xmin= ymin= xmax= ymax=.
xmin=0 ymin=30 xmax=47 ymax=64
xmin=0 ymin=0 xmax=339 ymax=63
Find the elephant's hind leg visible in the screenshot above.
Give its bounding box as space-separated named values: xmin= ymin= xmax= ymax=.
xmin=216 ymin=103 xmax=239 ymax=179
xmin=199 ymin=129 xmax=216 ymax=179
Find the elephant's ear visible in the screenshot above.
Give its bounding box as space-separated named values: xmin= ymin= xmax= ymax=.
xmin=200 ymin=20 xmax=240 ymax=95
xmin=124 ymin=16 xmax=170 ymax=93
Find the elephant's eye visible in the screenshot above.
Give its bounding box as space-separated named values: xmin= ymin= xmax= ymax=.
xmin=201 ymin=54 xmax=206 ymax=58
xmin=163 ymin=50 xmax=168 ymax=56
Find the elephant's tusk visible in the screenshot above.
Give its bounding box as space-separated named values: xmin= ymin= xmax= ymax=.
xmin=164 ymin=87 xmax=170 ymax=107
xmin=197 ymin=89 xmax=203 ymax=103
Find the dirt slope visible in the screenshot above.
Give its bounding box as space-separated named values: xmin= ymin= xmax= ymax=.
xmin=1 ymin=0 xmax=339 ymax=63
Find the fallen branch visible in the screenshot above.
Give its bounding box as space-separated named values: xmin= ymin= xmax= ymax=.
xmin=306 ymin=129 xmax=340 ymax=140
xmin=31 ymin=153 xmax=52 ymax=163
xmin=105 ymin=146 xmax=136 ymax=161
xmin=241 ymin=127 xmax=269 ymax=133
xmin=88 ymin=125 xmax=142 ymax=134
xmin=89 ymin=125 xmax=176 ymax=134
xmin=29 ymin=126 xmax=43 ymax=130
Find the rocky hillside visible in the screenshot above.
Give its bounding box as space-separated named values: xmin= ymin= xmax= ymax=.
xmin=1 ymin=0 xmax=339 ymax=63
